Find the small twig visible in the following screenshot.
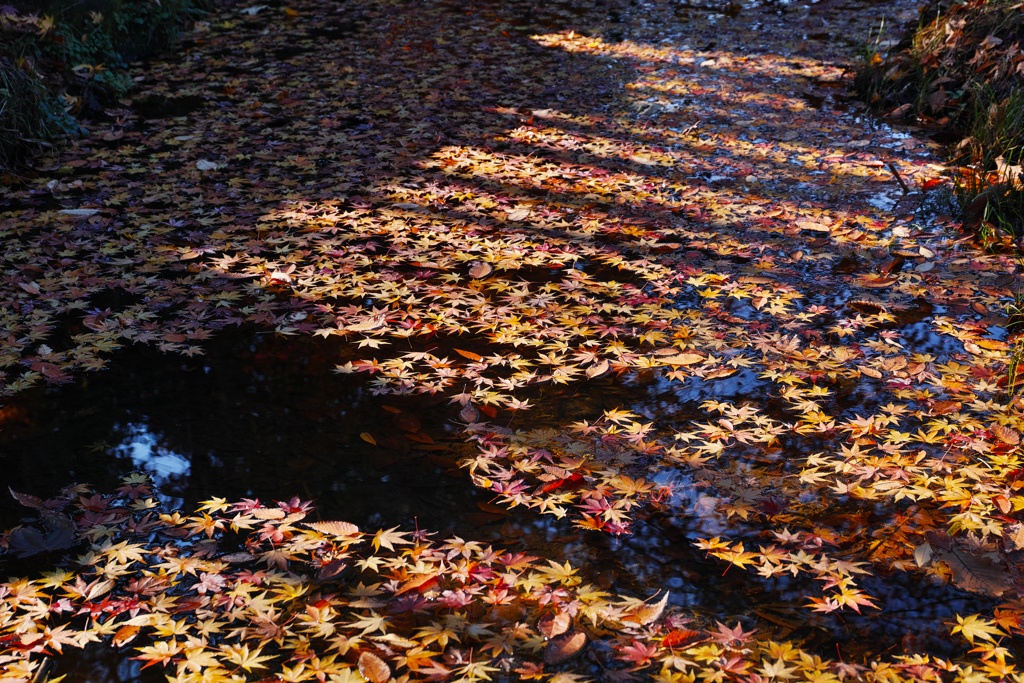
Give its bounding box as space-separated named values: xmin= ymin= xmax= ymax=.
xmin=887 ymin=161 xmax=911 ymax=195
xmin=681 ymin=119 xmax=701 ymax=136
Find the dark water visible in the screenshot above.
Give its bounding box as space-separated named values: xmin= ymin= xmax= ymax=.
xmin=0 ymin=0 xmax=1013 ymax=676
xmin=0 ymin=327 xmax=1001 ymax=681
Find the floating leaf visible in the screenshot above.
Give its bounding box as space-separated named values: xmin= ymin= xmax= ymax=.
xmin=317 ymin=558 xmax=348 ymax=581
xmin=221 ymin=552 xmax=257 ymax=563
xmin=406 ymin=431 xmax=435 ymax=444
xmin=394 ymin=412 xmax=422 ymax=433
xmin=7 ymin=525 xmax=76 ymax=557
xmin=468 ymin=261 xmax=493 ymax=279
xmin=1004 ymin=523 xmax=1024 ymax=552
xmin=795 ymin=220 xmax=830 ymax=232
xmin=538 ymin=610 xmax=571 ymax=638
xmin=357 ymin=651 xmax=390 ymax=683
xmin=991 ymin=424 xmax=1020 ymax=445
xmin=586 ymin=358 xmax=610 ymax=378
xmin=306 ymin=520 xmax=361 ymax=537
xmin=993 ymin=495 xmax=1011 ymax=514
xmin=658 ymin=353 xmax=703 ymax=366
xmin=661 ymin=629 xmax=710 ymax=650
xmin=623 ymin=591 xmax=668 ymax=626
xmin=544 ymin=630 xmax=587 ymax=664
xmin=112 ymin=625 xmax=140 ymax=647
xmin=9 ymin=487 xmax=44 ymax=509
xmin=346 ymin=317 xmax=386 ymax=333
xmin=858 ymin=275 xmax=899 ymax=288
xmin=394 ymin=571 xmax=439 ymax=595
xmin=914 ymin=542 xmax=933 ymax=568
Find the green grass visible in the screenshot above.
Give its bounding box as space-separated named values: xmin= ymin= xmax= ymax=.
xmin=954 ymin=86 xmax=1024 ymax=244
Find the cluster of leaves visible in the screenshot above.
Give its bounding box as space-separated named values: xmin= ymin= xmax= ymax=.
xmin=0 ymin=0 xmax=1023 ymax=676
xmin=0 ymin=0 xmax=209 ymax=169
xmin=0 ymin=0 xmax=973 ymax=402
xmin=451 ymin=278 xmax=1024 ymax=621
xmin=0 ymin=475 xmax=1018 ymax=683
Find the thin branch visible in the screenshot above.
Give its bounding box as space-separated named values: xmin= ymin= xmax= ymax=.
xmin=887 ymin=161 xmax=911 ymax=194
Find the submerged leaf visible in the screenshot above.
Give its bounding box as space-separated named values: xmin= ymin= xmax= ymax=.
xmin=935 ymin=546 xmax=1012 ymax=597
xmin=8 ymin=525 xmax=75 ymax=557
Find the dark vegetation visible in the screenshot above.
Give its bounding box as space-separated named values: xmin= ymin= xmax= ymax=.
xmin=0 ymin=0 xmax=209 ymax=170
xmin=857 ymin=0 xmax=1024 ymax=245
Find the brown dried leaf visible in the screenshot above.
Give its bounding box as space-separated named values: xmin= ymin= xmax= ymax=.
xmin=858 ymin=365 xmax=882 ymax=379
xmin=406 ymin=431 xmax=435 ymax=444
xmin=544 ymin=630 xmax=587 ymax=664
xmin=658 ymin=353 xmax=703 ymax=366
xmin=220 ymin=552 xmax=257 ymax=563
xmin=346 ymin=318 xmax=386 ymax=333
xmin=586 ymin=358 xmax=610 ymax=378
xmin=928 ymin=400 xmax=961 ymax=415
xmin=358 ymin=651 xmax=391 ymax=683
xmin=623 ymin=590 xmax=668 ymax=626
xmin=881 ymin=355 xmax=907 ymax=372
xmin=936 ymin=546 xmax=1012 ymax=597
xmin=858 ymin=275 xmax=899 ymax=288
xmin=1004 ymin=523 xmax=1024 ymax=552
xmin=913 ymin=542 xmax=933 ymax=568
xmin=629 ymin=153 xmax=657 ymax=166
xmin=468 ymin=261 xmax=493 ymax=279
xmin=538 ymin=610 xmax=571 ymax=638
xmin=317 ymin=558 xmax=348 ymax=582
xmin=394 ymin=412 xmax=422 ymax=433
xmin=795 ymin=220 xmax=830 ymax=232
xmin=112 ymin=624 xmax=140 ymax=647
xmin=394 ymin=571 xmax=439 ymax=595
xmin=991 ymin=424 xmax=1020 ymax=446
xmin=306 ymin=520 xmax=361 ymax=537
xmin=9 ymin=487 xmax=43 ymax=509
